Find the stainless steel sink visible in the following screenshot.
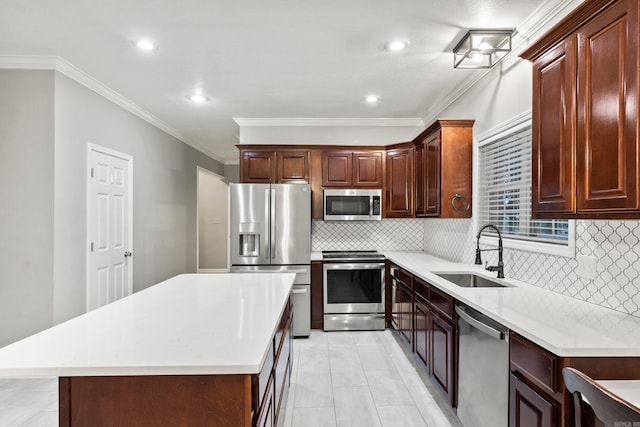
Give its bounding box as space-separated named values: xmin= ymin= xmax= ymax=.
xmin=434 ymin=273 xmax=509 ymax=288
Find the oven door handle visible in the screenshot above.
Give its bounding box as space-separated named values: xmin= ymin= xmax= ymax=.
xmin=323 ymin=262 xmax=385 ymax=270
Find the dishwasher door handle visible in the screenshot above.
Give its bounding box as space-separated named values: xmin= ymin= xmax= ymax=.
xmin=456 ymin=305 xmax=506 ymax=341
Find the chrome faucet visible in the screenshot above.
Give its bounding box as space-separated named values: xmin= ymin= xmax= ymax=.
xmin=475 ymin=224 xmax=505 ymax=278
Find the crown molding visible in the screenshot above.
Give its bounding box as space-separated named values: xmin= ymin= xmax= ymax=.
xmin=421 ymin=0 xmax=580 ymax=126
xmin=233 ymin=117 xmax=425 ymax=127
xmin=0 ymin=55 xmax=227 ymax=165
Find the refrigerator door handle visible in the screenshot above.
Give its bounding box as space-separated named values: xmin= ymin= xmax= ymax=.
xmin=270 ymin=188 xmax=276 ymax=260
xmin=264 ymin=188 xmax=270 ymax=261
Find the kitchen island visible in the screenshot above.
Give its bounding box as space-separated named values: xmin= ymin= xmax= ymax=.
xmin=0 ymin=273 xmax=295 ymax=426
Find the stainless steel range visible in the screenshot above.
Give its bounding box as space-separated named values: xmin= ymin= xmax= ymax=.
xmin=322 ymin=250 xmax=385 ymax=331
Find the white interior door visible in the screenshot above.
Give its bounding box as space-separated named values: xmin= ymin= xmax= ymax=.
xmin=87 ymin=144 xmax=133 ymax=311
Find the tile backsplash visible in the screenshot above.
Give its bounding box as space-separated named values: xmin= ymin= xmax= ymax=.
xmin=311 ymin=217 xmax=640 ymax=317
xmin=312 ymin=219 xmax=424 ymax=251
xmin=423 ymin=218 xmax=640 ymax=318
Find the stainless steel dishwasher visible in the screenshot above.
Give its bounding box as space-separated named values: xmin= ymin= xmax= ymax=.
xmin=456 ymin=304 xmax=509 ymax=427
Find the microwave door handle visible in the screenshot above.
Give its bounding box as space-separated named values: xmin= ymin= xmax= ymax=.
xmin=369 ymin=195 xmax=373 ymax=217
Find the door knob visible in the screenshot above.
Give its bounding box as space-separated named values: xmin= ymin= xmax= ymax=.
xmin=124 ymin=251 xmax=132 ymax=258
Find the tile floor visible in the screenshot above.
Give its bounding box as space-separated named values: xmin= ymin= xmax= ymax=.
xmin=282 ymin=329 xmax=462 ymax=427
xmin=0 ymin=330 xmax=462 ymax=427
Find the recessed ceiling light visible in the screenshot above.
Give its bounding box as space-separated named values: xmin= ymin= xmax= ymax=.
xmin=365 ymin=95 xmax=379 ymax=103
xmin=188 ymin=94 xmax=209 ymax=103
xmin=136 ymin=40 xmax=157 ymax=51
xmin=384 ymin=40 xmax=410 ymax=52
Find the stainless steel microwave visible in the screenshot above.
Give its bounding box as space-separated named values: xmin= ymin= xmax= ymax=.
xmin=323 ymin=189 xmax=382 ymax=221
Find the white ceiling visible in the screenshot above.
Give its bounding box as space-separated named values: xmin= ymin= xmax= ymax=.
xmin=0 ymin=0 xmax=554 ymax=163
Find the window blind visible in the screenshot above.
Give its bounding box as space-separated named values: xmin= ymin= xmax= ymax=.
xmin=478 ymin=124 xmax=569 ymax=245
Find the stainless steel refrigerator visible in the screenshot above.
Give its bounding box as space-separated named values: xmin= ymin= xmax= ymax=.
xmin=229 ymin=183 xmax=311 ymax=336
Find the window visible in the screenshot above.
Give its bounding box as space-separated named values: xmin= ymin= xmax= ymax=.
xmin=478 ymin=119 xmax=574 ymax=257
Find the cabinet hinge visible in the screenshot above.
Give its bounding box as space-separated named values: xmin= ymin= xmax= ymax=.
xmin=90 ymin=242 xmax=94 ymax=252
xmin=90 ymin=167 xmax=94 ymax=178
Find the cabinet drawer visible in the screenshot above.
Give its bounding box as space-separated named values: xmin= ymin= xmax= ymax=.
xmin=429 ymin=286 xmax=454 ymax=320
xmin=510 ymin=332 xmax=558 ymax=394
xmin=256 ymin=340 xmax=274 ymax=406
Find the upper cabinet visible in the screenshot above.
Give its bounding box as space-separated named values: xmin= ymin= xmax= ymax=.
xmin=414 ymin=120 xmax=474 ymax=218
xmin=240 ymin=148 xmax=310 ymax=184
xmin=386 ymin=144 xmax=415 ymax=218
xmin=322 ymin=150 xmax=384 ymax=188
xmin=521 ymin=0 xmax=640 ymax=219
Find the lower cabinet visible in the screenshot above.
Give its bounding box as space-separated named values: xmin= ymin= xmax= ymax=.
xmin=508 ymin=331 xmax=640 ymax=427
xmin=429 ymin=311 xmax=456 ymax=406
xmin=399 ymin=283 xmax=413 ymax=347
xmin=509 ymin=373 xmax=555 ymax=427
xmin=388 ymin=264 xmax=457 ymax=408
xmin=413 ymin=295 xmax=429 ymax=366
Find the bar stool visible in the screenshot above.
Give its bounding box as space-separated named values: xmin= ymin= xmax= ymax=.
xmin=563 ymin=367 xmax=640 ymax=427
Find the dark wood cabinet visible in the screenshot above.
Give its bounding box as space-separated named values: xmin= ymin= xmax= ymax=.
xmin=277 ymin=151 xmax=309 ymax=183
xmin=413 ymin=277 xmax=430 ymax=368
xmin=399 ymin=284 xmax=413 ymax=347
xmin=322 ymin=151 xmax=353 ymax=186
xmin=311 ymin=261 xmax=323 ymax=330
xmin=429 ymin=311 xmax=456 ymax=407
xmin=530 ymin=37 xmax=576 ymax=216
xmin=413 ymin=120 xmax=473 ymax=218
xmin=353 ymin=151 xmax=384 ymax=187
xmin=241 ymin=150 xmax=276 ymax=183
xmin=322 ymin=150 xmax=384 ymax=188
xmin=240 ymin=149 xmax=310 ymax=184
xmin=385 ymin=145 xmax=414 ymax=217
xmin=424 ymin=132 xmax=440 ymax=215
xmin=522 ymin=0 xmax=640 ymax=219
xmin=508 ymin=331 xmax=640 ymax=427
xmin=414 ymin=142 xmax=426 ymax=216
xmin=509 ymin=373 xmax=556 ymax=427
xmin=387 ymin=264 xmax=457 ymax=408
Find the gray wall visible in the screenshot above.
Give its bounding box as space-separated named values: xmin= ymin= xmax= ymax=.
xmin=0 ymin=69 xmax=225 ymax=345
xmin=53 ymin=72 xmax=224 ymax=324
xmin=0 ymin=70 xmax=55 ymax=345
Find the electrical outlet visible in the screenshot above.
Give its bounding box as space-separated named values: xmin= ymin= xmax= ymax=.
xmin=576 ymin=254 xmax=597 ymax=280
xmin=212 ymin=217 xmax=222 ymax=224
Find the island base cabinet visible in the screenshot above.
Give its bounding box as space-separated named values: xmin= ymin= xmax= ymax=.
xmin=59 ymin=375 xmax=253 ymax=427
xmin=509 ymin=373 xmax=556 ymax=427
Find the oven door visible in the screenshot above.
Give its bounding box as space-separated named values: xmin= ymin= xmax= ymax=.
xmin=323 ymin=262 xmax=385 ymax=314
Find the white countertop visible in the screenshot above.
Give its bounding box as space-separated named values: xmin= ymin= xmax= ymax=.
xmin=311 ymin=251 xmax=323 ymax=261
xmin=384 ymin=251 xmax=640 ymax=357
xmin=0 ymin=273 xmax=294 ymax=377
